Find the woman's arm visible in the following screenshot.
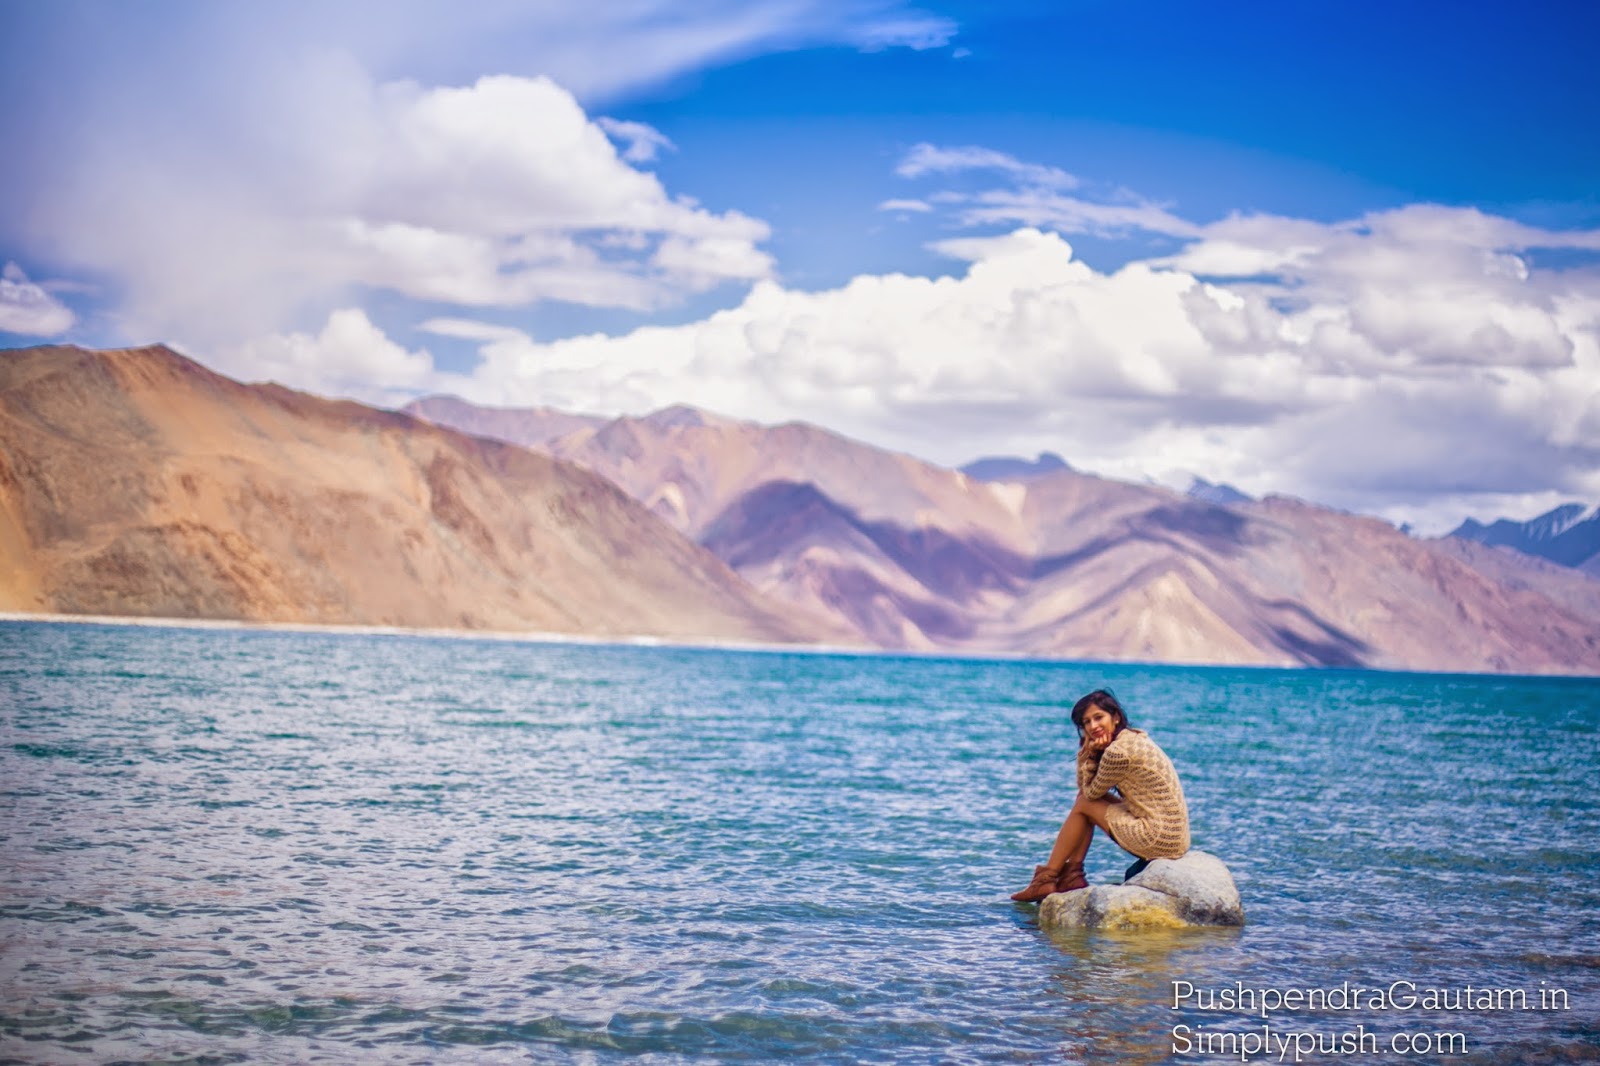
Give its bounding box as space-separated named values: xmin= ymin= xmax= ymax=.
xmin=1075 ymin=744 xmax=1100 ymax=792
xmin=1082 ymin=743 xmax=1129 ymax=800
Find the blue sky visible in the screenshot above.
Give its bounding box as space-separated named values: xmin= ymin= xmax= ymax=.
xmin=2 ymin=1 xmax=1598 ymax=532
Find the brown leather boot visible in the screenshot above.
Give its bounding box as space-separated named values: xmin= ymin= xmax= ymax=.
xmin=1010 ymin=864 xmax=1061 ymax=902
xmin=1054 ymin=861 xmax=1088 ymax=893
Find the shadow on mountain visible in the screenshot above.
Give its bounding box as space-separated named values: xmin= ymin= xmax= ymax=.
xmin=1136 ymin=503 xmax=1252 ymax=555
xmin=1029 ymin=502 xmax=1253 ymax=582
xmin=1261 ymin=601 xmax=1374 ymax=667
xmin=701 ymin=479 xmax=1029 ymax=607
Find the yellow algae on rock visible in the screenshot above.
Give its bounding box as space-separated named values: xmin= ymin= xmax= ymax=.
xmin=1100 ymin=895 xmax=1192 ymax=931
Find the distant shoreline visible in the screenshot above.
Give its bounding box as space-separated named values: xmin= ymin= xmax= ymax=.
xmin=0 ymin=610 xmax=857 ymax=658
xmin=4 ymin=611 xmax=1595 ymax=682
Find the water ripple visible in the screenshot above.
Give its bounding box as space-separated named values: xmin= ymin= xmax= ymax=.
xmin=2 ymin=622 xmax=1597 ymax=1063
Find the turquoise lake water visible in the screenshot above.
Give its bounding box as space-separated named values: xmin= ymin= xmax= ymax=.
xmin=2 ymin=619 xmax=1598 ymax=1064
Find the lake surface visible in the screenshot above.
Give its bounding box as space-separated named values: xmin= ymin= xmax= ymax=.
xmin=2 ymin=620 xmax=1598 ymax=1064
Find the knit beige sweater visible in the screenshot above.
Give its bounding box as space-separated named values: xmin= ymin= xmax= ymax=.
xmin=1075 ymin=728 xmax=1191 ymax=860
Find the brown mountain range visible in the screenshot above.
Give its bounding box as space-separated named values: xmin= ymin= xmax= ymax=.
xmin=3 ymin=344 xmax=1592 ymax=674
xmin=0 ymin=345 xmax=836 ymax=644
xmin=405 ymin=397 xmax=1600 ymax=675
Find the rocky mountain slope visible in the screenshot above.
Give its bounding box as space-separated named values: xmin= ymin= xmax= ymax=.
xmin=0 ymin=346 xmax=837 ymax=644
xmin=409 ymin=397 xmax=1600 ymax=674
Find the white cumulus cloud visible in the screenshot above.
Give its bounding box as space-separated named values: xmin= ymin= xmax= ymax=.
xmin=411 ymin=209 xmax=1600 ymax=533
xmin=224 ymin=308 xmax=454 ymax=407
xmin=8 ymin=2 xmax=962 ymax=351
xmin=23 ymin=67 xmax=772 ymax=348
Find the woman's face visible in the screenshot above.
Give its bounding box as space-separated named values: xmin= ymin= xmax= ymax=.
xmin=1082 ymin=705 xmax=1118 ymax=747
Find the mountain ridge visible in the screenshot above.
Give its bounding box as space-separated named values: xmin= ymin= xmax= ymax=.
xmin=407 ymin=396 xmax=1600 ymax=674
xmin=1448 ymin=502 xmax=1600 ymax=573
xmin=0 ymin=345 xmax=842 ymax=645
xmin=7 ymin=356 xmax=1599 ymax=674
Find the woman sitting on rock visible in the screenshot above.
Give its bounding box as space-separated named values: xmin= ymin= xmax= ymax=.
xmin=1011 ymin=689 xmax=1190 ymax=903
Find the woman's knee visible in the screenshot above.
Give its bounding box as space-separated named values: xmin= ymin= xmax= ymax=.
xmin=1077 ymin=797 xmax=1112 ymax=828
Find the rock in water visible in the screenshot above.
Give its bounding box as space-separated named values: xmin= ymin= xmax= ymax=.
xmin=1037 ymin=850 xmax=1244 ymax=930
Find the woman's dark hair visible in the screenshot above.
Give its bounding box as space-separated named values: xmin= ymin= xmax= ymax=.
xmin=1070 ymin=688 xmax=1130 ymax=742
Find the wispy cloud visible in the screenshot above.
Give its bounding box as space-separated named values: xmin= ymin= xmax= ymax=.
xmin=896 ymin=143 xmax=1079 ymax=189
xmin=959 ymin=188 xmax=1201 ymax=239
xmin=0 ymin=262 xmax=74 ymax=336
xmin=844 ymin=12 xmax=958 ymax=51
xmin=895 ymin=141 xmax=1202 ymax=239
xmin=596 ymin=117 xmax=676 ymax=163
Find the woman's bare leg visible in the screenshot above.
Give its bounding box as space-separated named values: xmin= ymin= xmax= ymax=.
xmin=1046 ymin=794 xmax=1118 ymax=871
xmin=1069 ymin=794 xmax=1124 ymax=864
xmin=1012 ymin=794 xmax=1126 ymax=901
xmin=1067 ymin=824 xmax=1093 ymax=865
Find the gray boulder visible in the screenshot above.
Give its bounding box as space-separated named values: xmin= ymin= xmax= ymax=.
xmin=1038 ymin=850 xmax=1244 ymax=930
